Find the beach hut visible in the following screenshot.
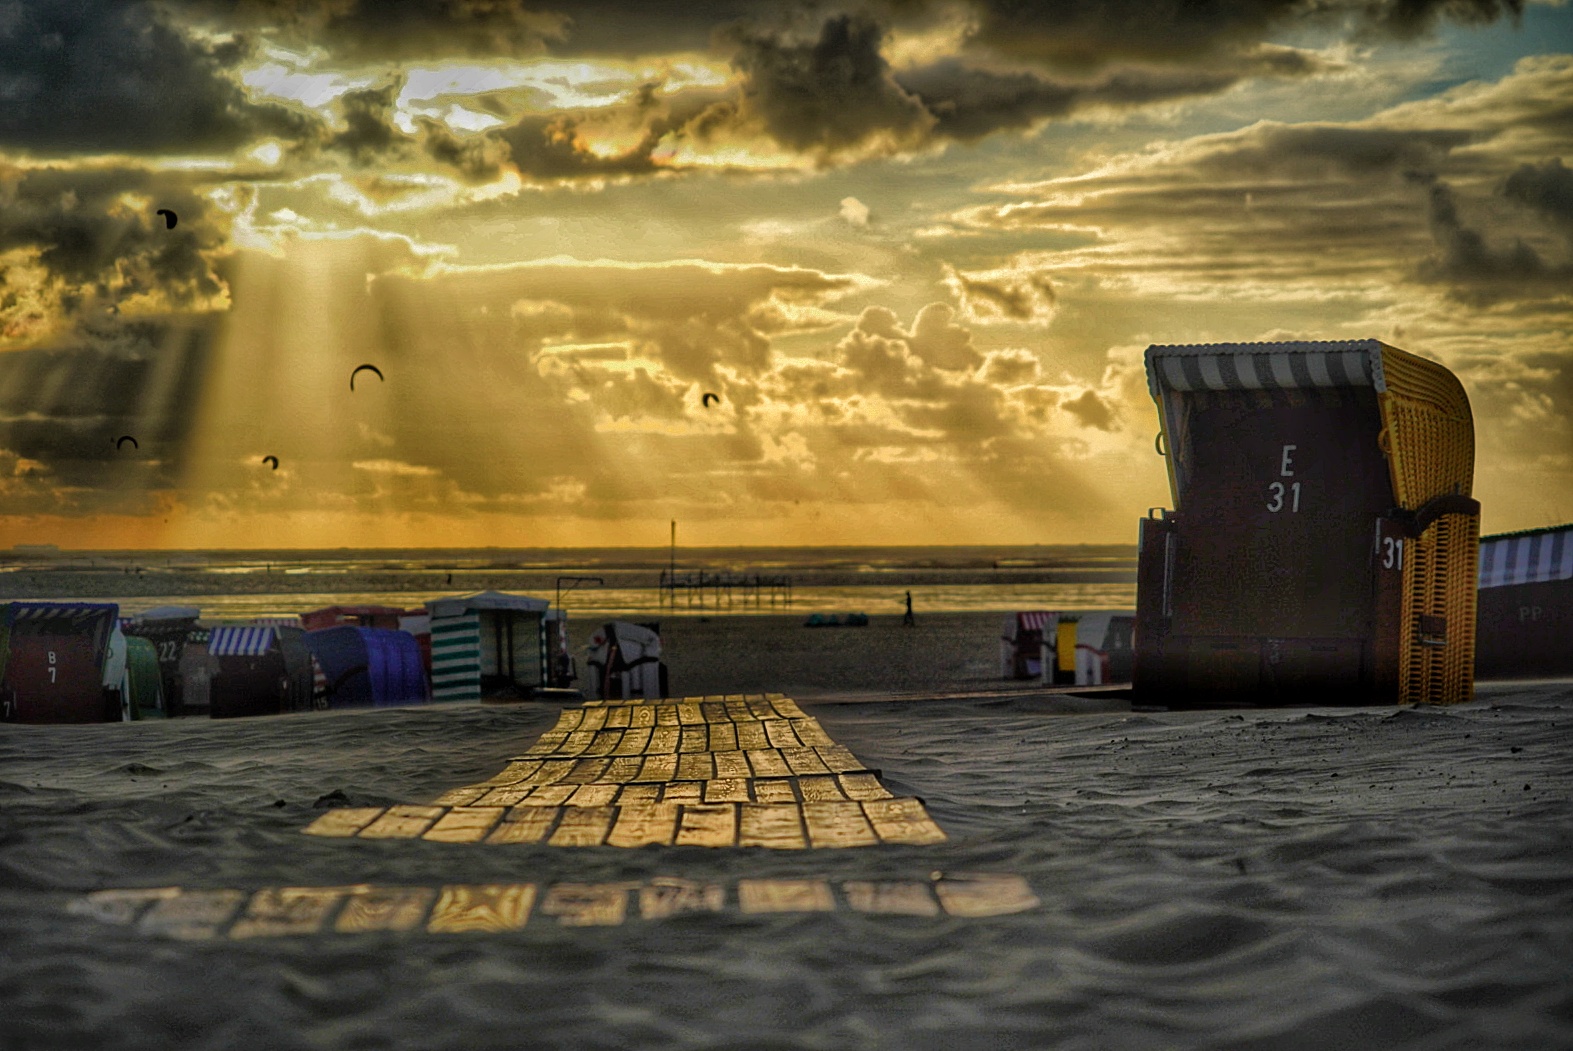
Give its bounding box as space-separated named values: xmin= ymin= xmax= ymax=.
xmin=425 ymin=591 xmax=550 ymax=702
xmin=102 ymin=623 xmax=130 ymax=719
xmin=0 ymin=602 xmax=120 ymax=723
xmin=275 ymin=626 xmax=318 ymax=712
xmin=301 ymin=605 xmax=408 ymax=631
xmin=123 ymin=607 xmax=202 ymax=716
xmin=585 ymin=621 xmax=666 ymax=701
xmin=1135 ymin=340 xmax=1479 ymax=706
xmin=303 ymin=626 xmax=428 ymax=709
xmin=1039 ymin=611 xmax=1137 ymax=686
xmin=208 ymin=626 xmax=290 ymax=719
xmin=1476 ymin=523 xmax=1573 ymax=679
xmin=397 ymin=611 xmax=433 ymax=677
xmin=124 ymin=636 xmax=165 ymax=718
xmin=1000 ymin=612 xmax=1054 ymax=680
xmin=177 ymin=630 xmax=219 ymax=717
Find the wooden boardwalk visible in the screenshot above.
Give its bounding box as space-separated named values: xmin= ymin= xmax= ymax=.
xmin=302 ymin=694 xmax=947 ymax=849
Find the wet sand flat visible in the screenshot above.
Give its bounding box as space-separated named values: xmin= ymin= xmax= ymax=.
xmin=2 ymin=667 xmax=1571 ymax=1050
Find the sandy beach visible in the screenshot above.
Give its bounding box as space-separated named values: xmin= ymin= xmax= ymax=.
xmin=1 ymin=602 xmax=1570 ymax=1050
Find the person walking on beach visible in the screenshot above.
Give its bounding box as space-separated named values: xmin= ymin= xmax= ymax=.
xmin=902 ymin=590 xmax=915 ymax=627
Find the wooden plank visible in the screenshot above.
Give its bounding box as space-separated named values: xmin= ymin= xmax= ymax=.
xmin=582 ymin=730 xmax=624 ymax=757
xmin=752 ymin=779 xmax=798 ymax=804
xmin=553 ymin=709 xmax=585 ymax=731
xmin=661 ymin=782 xmax=703 ymax=804
xmin=605 ymin=705 xmax=632 ymax=729
xmin=602 ymin=756 xmax=644 ymax=783
xmin=674 ymin=752 xmax=714 ymax=782
xmin=472 ymin=760 xmax=544 ymax=787
xmin=547 ymin=805 xmax=615 ymax=847
xmin=335 ymin=886 xmax=436 ymax=933
xmin=789 ymin=718 xmax=833 ymax=747
xmin=359 ymin=805 xmax=445 ymax=840
xmin=475 ymin=785 xmax=536 ymax=806
xmin=540 ymin=883 xmax=633 ymax=927
xmin=568 ymin=784 xmax=619 ymax=807
xmin=577 ymin=707 xmax=609 ymax=731
xmin=677 ymin=726 xmax=708 ymax=753
xmin=863 ymin=798 xmax=947 ymax=845
xmin=615 ymin=783 xmax=661 ymax=806
xmin=523 ymin=759 xmax=576 ymax=786
xmin=712 ymin=750 xmax=751 ymax=780
xmin=638 ymin=878 xmax=725 ymax=919
xmin=737 ymin=879 xmax=834 ymax=913
xmin=724 ymin=699 xmax=753 ymax=721
xmin=796 ymin=775 xmax=847 ymax=802
xmin=520 ymin=783 xmax=577 ymax=806
xmin=67 ymin=887 xmax=179 ymax=926
xmin=745 ymin=749 xmax=791 ymax=778
xmin=424 ymin=806 xmax=504 ymax=843
xmin=734 ymin=721 xmax=771 ymax=750
xmin=635 ymin=754 xmax=678 ymax=782
xmin=302 ymin=807 xmax=384 ymax=838
xmin=488 ymin=808 xmax=558 ymax=843
xmin=841 ymin=881 xmax=939 ymax=916
xmin=815 ymin=746 xmax=866 ymax=773
xmin=802 ymin=801 xmax=879 ymax=848
xmin=676 ymin=701 xmax=704 ymax=725
xmin=521 ymin=732 xmax=567 ymax=757
xmin=559 ymin=730 xmax=597 ymax=755
xmin=934 ymin=875 xmax=1039 ymax=917
xmin=138 ymin=890 xmax=246 ymax=940
xmin=746 ymin=697 xmax=777 ymax=720
xmin=771 ymin=696 xmax=807 ymax=719
xmin=706 ymin=722 xmax=739 ymax=753
xmin=562 ymin=758 xmax=610 ymax=784
xmin=702 ymin=778 xmax=750 ymax=803
xmin=431 ymin=786 xmax=489 ymax=807
xmin=654 ymin=704 xmax=681 ymax=726
xmin=427 ymin=884 xmax=535 ymax=932
xmin=611 ymin=727 xmax=652 ymax=755
xmin=699 ymin=702 xmax=728 ymax=723
xmin=646 ymin=727 xmax=680 ymax=754
xmin=629 ymin=705 xmax=656 ymax=728
xmin=781 ymin=748 xmax=831 ymax=776
xmin=737 ymin=803 xmax=807 ymax=849
xmin=230 ymin=887 xmax=346 ymax=938
xmin=674 ymin=803 xmax=736 ymax=847
xmin=837 ymin=773 xmax=892 ymax=801
xmin=763 ymin=720 xmax=802 ymax=749
xmin=605 ymin=802 xmax=679 ymax=847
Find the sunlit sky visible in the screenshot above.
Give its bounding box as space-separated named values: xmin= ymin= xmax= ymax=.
xmin=0 ymin=0 xmax=1569 ymax=549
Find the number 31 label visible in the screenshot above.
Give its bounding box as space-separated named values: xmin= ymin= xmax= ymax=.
xmin=1266 ymin=443 xmax=1302 ymax=513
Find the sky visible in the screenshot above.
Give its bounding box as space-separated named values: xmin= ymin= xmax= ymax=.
xmin=0 ymin=0 xmax=1569 ymax=550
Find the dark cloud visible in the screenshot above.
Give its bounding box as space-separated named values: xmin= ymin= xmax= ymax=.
xmin=1504 ymin=157 xmax=1573 ymax=232
xmin=327 ymin=81 xmax=404 ymax=164
xmin=0 ymin=0 xmax=309 ymax=155
xmin=178 ymin=0 xmax=569 ymax=61
xmin=1060 ymin=388 xmax=1118 ymax=431
xmin=0 ymin=314 xmax=216 ymax=511
xmin=1416 ymin=177 xmax=1568 ymax=299
xmin=943 ymin=264 xmax=1056 ymax=322
xmin=492 ymin=114 xmax=663 ymax=180
xmin=958 ymin=0 xmax=1522 ymax=71
xmin=730 ymin=14 xmax=934 ymax=156
xmin=418 ymin=119 xmax=510 ymax=183
xmin=0 ymin=163 xmax=230 ymax=322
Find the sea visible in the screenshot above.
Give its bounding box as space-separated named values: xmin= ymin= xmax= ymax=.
xmin=2 ymin=544 xmax=1137 ymax=620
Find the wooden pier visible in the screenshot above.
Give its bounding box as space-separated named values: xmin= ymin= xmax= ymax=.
xmin=658 ymin=570 xmax=792 ymax=610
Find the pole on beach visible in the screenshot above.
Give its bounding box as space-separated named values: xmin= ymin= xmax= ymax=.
xmin=669 ymin=519 xmax=676 ymax=609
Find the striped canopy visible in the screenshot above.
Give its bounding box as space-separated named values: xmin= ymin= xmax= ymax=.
xmin=208 ymin=625 xmax=277 ymax=657
xmin=1479 ymin=525 xmax=1573 ymax=588
xmin=8 ymin=602 xmax=120 ymax=624
xmin=1146 ymin=340 xmax=1387 ymax=397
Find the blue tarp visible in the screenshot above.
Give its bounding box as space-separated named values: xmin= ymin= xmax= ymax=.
xmin=304 ymin=626 xmax=428 ymax=709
